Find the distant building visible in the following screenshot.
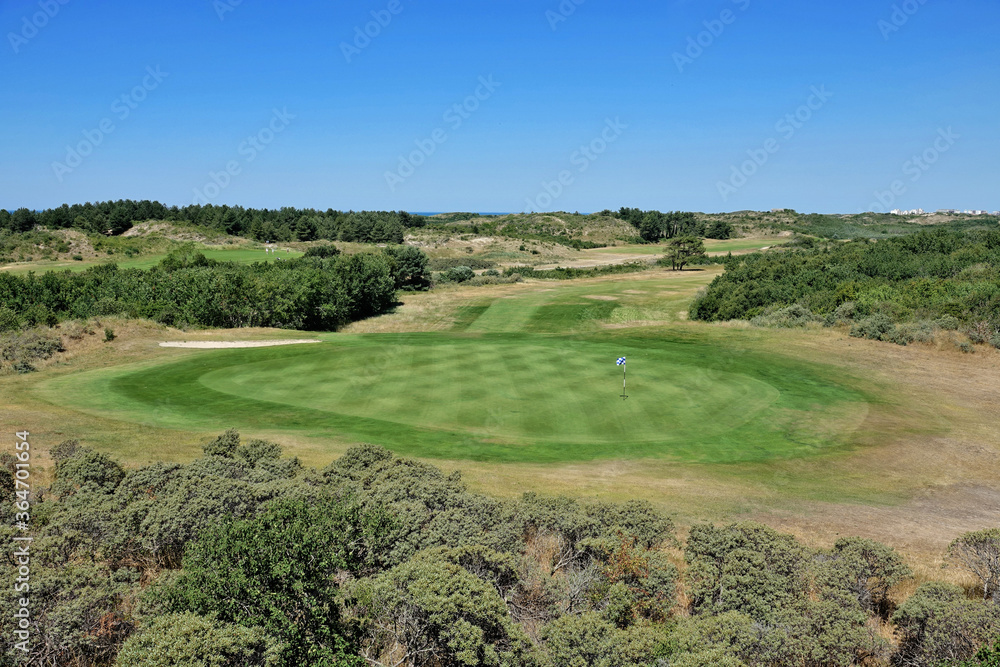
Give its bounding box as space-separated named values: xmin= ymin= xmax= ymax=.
xmin=937 ymin=209 xmax=958 ymax=214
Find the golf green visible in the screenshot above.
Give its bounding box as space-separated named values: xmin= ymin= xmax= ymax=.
xmin=38 ymin=332 xmax=873 ymax=463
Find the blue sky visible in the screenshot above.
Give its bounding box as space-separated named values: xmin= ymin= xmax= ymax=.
xmin=2 ymin=0 xmax=997 ymax=213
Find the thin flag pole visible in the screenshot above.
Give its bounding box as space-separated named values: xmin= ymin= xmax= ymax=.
xmin=617 ymin=357 xmax=628 ymax=400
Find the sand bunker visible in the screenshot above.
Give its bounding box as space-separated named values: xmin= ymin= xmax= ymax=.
xmin=159 ymin=340 xmax=320 ymax=349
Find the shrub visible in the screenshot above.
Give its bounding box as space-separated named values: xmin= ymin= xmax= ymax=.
xmin=115 ymin=613 xmax=281 ymax=667
xmin=936 ymin=315 xmax=961 ymax=330
xmin=750 ymin=304 xmax=820 ymax=328
xmin=72 ymin=254 xmax=83 ymax=261
xmin=104 ymin=327 xmax=116 ymax=342
xmin=850 ymin=314 xmax=897 ymax=342
xmin=0 ymin=307 xmax=20 ymax=332
xmin=825 ymin=301 xmax=857 ymax=326
xmin=51 ymin=449 xmax=126 ymax=498
xmin=967 ymin=321 xmax=996 ymax=345
xmin=203 ymin=429 xmax=241 ymax=458
xmin=897 ymin=320 xmax=936 ymax=344
xmin=893 ymin=582 xmax=1000 ymax=666
xmin=444 ymin=266 xmax=475 ymax=283
xmin=303 ymin=243 xmax=340 ymax=258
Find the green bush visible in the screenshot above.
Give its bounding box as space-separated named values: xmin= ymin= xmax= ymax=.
xmin=444 ymin=265 xmax=475 ymax=283
xmin=0 ymin=251 xmax=398 ymax=331
xmin=303 ymin=243 xmax=340 ymax=258
xmin=116 ymin=612 xmax=281 ymax=667
xmin=850 ymin=314 xmax=898 ymax=342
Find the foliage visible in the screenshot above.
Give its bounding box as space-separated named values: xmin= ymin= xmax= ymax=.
xmin=444 ymin=265 xmax=476 ymax=283
xmin=6 ymin=429 xmax=1000 ymax=667
xmin=953 ymin=635 xmax=1000 ymax=666
xmin=115 ymin=612 xmax=282 ymax=666
xmin=50 ymin=447 xmax=125 ymax=498
xmin=0 ymin=328 xmax=64 ymax=373
xmin=0 ymin=563 xmax=138 ymax=666
xmin=658 ymin=236 xmax=707 ymax=271
xmin=539 ymin=612 xmax=668 ymax=667
xmin=893 ymin=582 xmax=1000 ymax=666
xmin=153 ymin=497 xmax=391 ymax=667
xmin=618 ymin=209 xmax=704 ymax=243
xmin=750 ymin=304 xmax=822 ymax=328
xmin=6 ymin=199 xmax=420 ymax=243
xmin=705 ymin=220 xmax=734 ymax=240
xmin=684 ymin=522 xmax=809 ymax=623
xmin=692 ymin=229 xmax=1000 ymax=335
xmin=384 ymin=244 xmax=431 ymax=290
xmin=349 ymin=550 xmax=538 ymax=666
xmin=303 ymin=243 xmax=341 ymax=258
xmin=815 ymin=537 xmax=912 ymax=618
xmin=949 ymin=529 xmax=1000 ymax=601
xmin=0 ymin=251 xmax=397 ymax=331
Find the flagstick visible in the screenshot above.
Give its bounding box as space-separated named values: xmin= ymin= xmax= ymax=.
xmin=621 ymin=363 xmax=628 ymax=401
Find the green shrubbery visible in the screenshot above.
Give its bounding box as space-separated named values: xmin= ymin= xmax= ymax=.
xmin=0 ymin=251 xmax=399 ymax=331
xmin=693 ymin=229 xmax=1000 ymax=347
xmin=1 ymin=433 xmax=997 ymax=665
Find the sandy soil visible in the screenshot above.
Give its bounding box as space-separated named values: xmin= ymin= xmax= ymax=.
xmin=159 ymin=340 xmax=320 ymax=349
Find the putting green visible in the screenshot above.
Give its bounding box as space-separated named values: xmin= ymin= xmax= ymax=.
xmin=38 ymin=332 xmax=872 ymax=463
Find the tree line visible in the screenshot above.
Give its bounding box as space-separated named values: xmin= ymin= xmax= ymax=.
xmin=692 ymin=228 xmax=1000 ymax=346
xmin=1 ymin=432 xmax=997 ymax=666
xmin=616 ymin=208 xmax=733 ymax=243
xmin=1 ymin=201 xmax=430 ymax=244
xmin=0 ymin=245 xmax=431 ymax=333
xmin=2 ymin=201 xmax=741 ymax=249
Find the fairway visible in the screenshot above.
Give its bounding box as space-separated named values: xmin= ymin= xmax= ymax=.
xmin=38 ymin=329 xmax=871 ymax=464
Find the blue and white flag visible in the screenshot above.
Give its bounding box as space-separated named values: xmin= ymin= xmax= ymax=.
xmin=616 ymin=357 xmax=626 ymax=366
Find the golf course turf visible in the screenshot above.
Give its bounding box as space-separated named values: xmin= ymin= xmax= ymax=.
xmin=38 ymin=328 xmax=872 ymax=464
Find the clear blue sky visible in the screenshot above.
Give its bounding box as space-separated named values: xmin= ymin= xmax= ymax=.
xmin=2 ymin=0 xmax=997 ymax=214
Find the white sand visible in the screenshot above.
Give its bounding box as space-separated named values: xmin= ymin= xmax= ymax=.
xmin=159 ymin=340 xmax=320 ymax=349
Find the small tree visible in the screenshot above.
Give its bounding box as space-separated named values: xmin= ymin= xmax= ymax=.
xmin=817 ymin=537 xmax=912 ymax=618
xmin=384 ymin=244 xmax=431 ymax=291
xmin=949 ymin=529 xmax=1000 ymax=601
xmin=663 ymin=236 xmax=706 ymax=271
